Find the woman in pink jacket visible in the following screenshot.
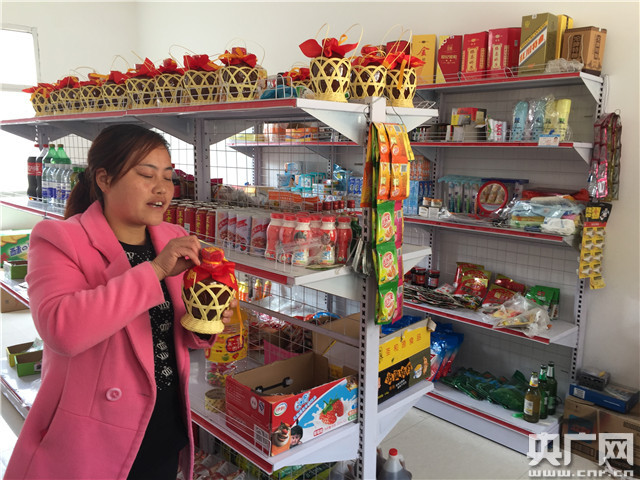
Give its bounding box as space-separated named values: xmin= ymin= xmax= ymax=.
xmin=5 ymin=124 xmax=234 ymax=480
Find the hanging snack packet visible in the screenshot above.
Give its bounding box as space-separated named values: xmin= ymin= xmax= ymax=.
xmin=494 ymin=274 xmax=527 ymax=295
xmin=361 ymin=123 xmax=375 ymax=208
xmin=375 ymin=123 xmax=391 ymax=201
xmin=375 ymin=201 xmax=396 ymax=244
xmin=377 ymin=279 xmax=399 ymax=324
xmin=375 ymin=241 xmax=399 ymax=285
xmin=385 ymin=123 xmax=410 ymax=201
xmin=394 ymin=201 xmax=404 ymax=248
xmin=480 ymin=284 xmax=517 ymax=313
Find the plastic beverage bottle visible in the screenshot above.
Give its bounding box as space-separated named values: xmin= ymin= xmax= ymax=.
xmin=27 ymin=144 xmax=39 ymax=200
xmin=308 ymin=214 xmax=323 ymax=264
xmin=265 ymin=212 xmax=283 ymax=261
xmin=291 ymin=217 xmax=311 ymax=266
xmin=35 ymin=144 xmax=47 ymax=201
xmin=523 ymin=372 xmax=541 ymax=423
xmin=55 ymin=144 xmax=71 ymax=208
xmin=45 ymin=144 xmax=59 ymax=206
xmin=546 ymin=361 xmax=558 ymax=415
xmin=378 ymin=448 xmax=412 ymax=480
xmin=278 ymin=214 xmax=297 ymax=264
xmin=335 ymin=216 xmax=353 ymax=264
xmin=318 ymin=215 xmax=336 ymax=266
xmin=538 ymin=365 xmax=549 ymax=419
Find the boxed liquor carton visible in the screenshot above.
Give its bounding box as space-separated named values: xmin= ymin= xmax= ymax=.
xmin=487 ymin=28 xmax=521 ymax=78
xmin=0 ymin=229 xmax=30 ymax=267
xmin=461 ymin=31 xmax=488 ymax=80
xmin=436 ymin=35 xmax=463 ymax=83
xmin=412 ymin=34 xmax=437 ymax=85
xmin=556 ymin=14 xmax=574 ymax=59
xmin=225 ymin=352 xmax=358 ymax=456
xmin=569 ymin=382 xmax=639 ymax=413
xmin=518 ymin=13 xmax=559 ymax=76
xmin=561 ymin=27 xmax=607 ymax=75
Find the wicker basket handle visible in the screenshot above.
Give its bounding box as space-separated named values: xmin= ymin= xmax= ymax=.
xmin=382 ymin=24 xmax=414 ymax=55
xmin=110 ymin=54 xmax=131 ymax=71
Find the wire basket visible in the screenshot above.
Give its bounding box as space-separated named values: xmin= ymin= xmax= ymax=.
xmin=350 ymin=64 xmax=387 ymax=100
xmin=102 ymin=81 xmax=130 ymax=111
xmin=219 ymin=65 xmax=265 ymax=102
xmin=182 ymin=69 xmax=220 ymax=104
xmin=155 ymin=72 xmax=184 ymax=106
xmin=125 ymin=77 xmax=157 ymax=109
xmin=386 ymin=66 xmax=417 ymax=108
xmin=309 ymin=57 xmax=351 ymax=102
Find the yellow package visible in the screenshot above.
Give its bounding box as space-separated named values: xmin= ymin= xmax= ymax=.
xmin=361 ymin=123 xmax=375 ymax=208
xmin=384 ymin=124 xmax=410 ymax=201
xmin=375 ymin=123 xmax=391 ymax=201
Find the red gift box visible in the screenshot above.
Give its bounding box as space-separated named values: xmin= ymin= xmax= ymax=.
xmin=461 ymin=31 xmax=488 ymax=80
xmin=487 ymin=28 xmax=521 ymax=78
xmin=436 ymin=35 xmax=463 ymax=83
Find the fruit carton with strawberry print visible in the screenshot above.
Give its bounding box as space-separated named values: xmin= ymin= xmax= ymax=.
xmin=225 ymin=352 xmax=358 ymax=456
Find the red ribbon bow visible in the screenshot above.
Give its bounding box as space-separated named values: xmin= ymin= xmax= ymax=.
xmin=79 ymin=73 xmax=109 ymax=87
xmin=382 ymin=52 xmax=425 ymax=70
xmin=183 ymin=247 xmax=238 ymax=293
xmin=284 ymin=67 xmax=310 ymax=82
xmin=128 ymin=58 xmax=161 ymax=78
xmin=22 ymin=83 xmax=55 ymax=97
xmin=107 ymin=70 xmax=130 ymax=84
xmin=299 ymin=36 xmax=358 ymax=59
xmin=219 ymin=47 xmax=258 ymax=68
xmin=158 ymin=58 xmax=186 ymax=75
xmin=352 ymin=45 xmax=387 ymax=67
xmin=183 ymin=54 xmax=220 ymax=72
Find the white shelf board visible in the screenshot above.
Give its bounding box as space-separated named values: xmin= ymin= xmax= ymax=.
xmin=404 ymin=301 xmax=577 ymax=347
xmin=226 ymin=244 xmax=431 ymax=302
xmin=377 ymin=380 xmax=434 ymax=443
xmin=416 ymin=382 xmax=562 ymax=455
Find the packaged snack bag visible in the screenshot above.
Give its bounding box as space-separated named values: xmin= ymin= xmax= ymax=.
xmin=377 ymin=280 xmax=399 ymax=324
xmin=394 ymin=201 xmax=404 ymax=249
xmin=454 ymin=262 xmax=485 ymax=286
xmin=375 ymin=123 xmax=391 ymax=201
xmin=375 ymin=241 xmax=399 ymax=285
xmin=385 ymin=123 xmax=411 ymax=201
xmin=525 ymin=285 xmax=560 ymax=316
xmin=494 ymin=274 xmax=527 ymax=295
xmin=481 ymin=284 xmax=517 ymax=313
xmin=375 ymin=201 xmax=396 ymax=244
xmin=361 ymin=123 xmax=375 ymax=208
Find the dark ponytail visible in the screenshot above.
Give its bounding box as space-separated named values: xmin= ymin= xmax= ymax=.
xmin=64 ymin=124 xmax=170 ymax=219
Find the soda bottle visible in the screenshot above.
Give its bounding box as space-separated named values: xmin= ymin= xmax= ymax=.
xmin=45 ymin=144 xmax=59 ymax=205
xmin=27 ymin=144 xmax=39 ymax=199
xmin=523 ymin=372 xmax=541 ymax=423
xmin=55 ymin=144 xmax=71 ymax=208
xmin=546 ymin=362 xmax=558 ymax=415
xmin=35 ymin=144 xmax=47 ymax=201
xmin=538 ymin=365 xmax=548 ymax=419
xmin=335 ymin=216 xmax=353 ymax=264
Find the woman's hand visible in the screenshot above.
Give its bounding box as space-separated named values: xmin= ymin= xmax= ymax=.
xmin=221 ymin=298 xmax=239 ymax=325
xmin=151 ymin=235 xmax=201 ymax=281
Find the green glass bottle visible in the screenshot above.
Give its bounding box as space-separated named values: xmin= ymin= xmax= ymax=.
xmin=539 ymin=365 xmax=548 ymax=419
xmin=547 ymin=362 xmax=558 ymax=415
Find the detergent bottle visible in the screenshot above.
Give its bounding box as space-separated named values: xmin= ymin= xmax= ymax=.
xmin=377 ymin=448 xmax=412 ymax=480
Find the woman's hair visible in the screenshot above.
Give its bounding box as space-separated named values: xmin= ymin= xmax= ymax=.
xmin=64 ymin=124 xmax=170 ymax=219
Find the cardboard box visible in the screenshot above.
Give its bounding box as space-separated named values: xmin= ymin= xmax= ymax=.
xmin=412 ymin=34 xmax=437 ymax=85
xmin=7 ymin=341 xmax=39 ymax=367
xmin=561 ymin=27 xmax=607 ymax=76
xmin=599 ymin=403 xmax=640 ymax=475
xmin=225 ymin=352 xmax=358 ymax=456
xmin=378 ymin=319 xmax=431 ymax=404
xmin=1 ymin=288 xmax=27 ymax=313
xmin=436 ymin=35 xmax=463 ymax=83
xmin=312 ymin=314 xmax=360 ymax=379
xmin=451 ymin=107 xmax=487 ymax=126
xmin=570 ymin=382 xmax=639 ymax=413
xmin=562 ymin=395 xmax=600 ymax=462
xmin=4 ymin=260 xmax=27 ymax=280
xmin=452 ymin=124 xmax=487 ymax=142
xmin=518 ymin=13 xmax=559 ymax=76
xmin=16 ymin=350 xmax=43 ymax=377
xmin=403 ymin=180 xmax=431 ymax=216
xmin=0 ymin=230 xmax=30 ymax=267
xmin=461 ymin=31 xmax=488 ymax=80
xmin=487 ymin=28 xmax=521 ymax=78
xmin=556 ymin=14 xmax=574 ymax=59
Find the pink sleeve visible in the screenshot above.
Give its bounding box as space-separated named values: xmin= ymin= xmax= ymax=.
xmin=26 ymin=221 xmax=165 ymax=357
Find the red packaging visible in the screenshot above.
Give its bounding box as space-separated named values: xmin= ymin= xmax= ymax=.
xmin=436 ymin=35 xmax=463 ymax=83
xmin=195 ymin=207 xmax=208 ymax=240
xmin=335 ymin=216 xmax=352 ymax=264
xmin=278 ymin=214 xmax=297 ymax=264
xmin=183 ymin=205 xmax=197 ymax=234
xmin=205 ymin=209 xmax=216 ymax=243
xmin=164 ymin=203 xmax=177 ymax=224
xmin=176 ymin=204 xmax=187 ymax=227
xmin=292 ymin=217 xmax=311 ymax=266
xmin=319 ymin=215 xmax=337 ymax=266
xmin=461 ymin=31 xmax=488 ymax=80
xmin=265 ymin=212 xmax=284 ymax=261
xmin=386 ymin=40 xmax=410 ymax=55
xmin=487 ymin=28 xmax=521 ymax=78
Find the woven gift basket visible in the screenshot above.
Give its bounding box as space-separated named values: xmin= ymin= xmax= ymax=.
xmin=219 ymin=45 xmax=266 ymax=102
xmin=181 ymin=246 xmax=238 ymax=335
xmin=181 ymin=52 xmax=222 ymax=105
xmin=74 ymin=68 xmax=108 ymax=113
xmin=23 ymin=83 xmax=54 ymax=116
xmin=300 ymin=24 xmax=361 ymax=102
xmin=125 ymin=57 xmax=160 ymax=109
xmin=383 ymin=28 xmax=424 ymax=108
xmin=50 ymin=76 xmax=82 ymax=115
xmin=155 ymin=57 xmax=185 ymax=107
xmin=350 ymin=45 xmax=387 ymax=101
xmin=283 ymin=64 xmax=312 ymax=90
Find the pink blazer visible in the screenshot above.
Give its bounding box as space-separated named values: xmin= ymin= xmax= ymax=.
xmin=5 ymin=201 xmax=212 ymax=480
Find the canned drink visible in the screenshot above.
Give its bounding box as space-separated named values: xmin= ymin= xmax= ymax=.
xmin=195 ymin=207 xmax=208 ymax=240
xmin=176 ymin=204 xmax=187 ymax=227
xmin=184 ymin=205 xmax=197 ymax=234
xmin=164 ymin=203 xmax=177 ymax=223
xmin=253 ymin=278 xmax=263 ymax=301
xmin=237 ymin=282 xmax=249 ymax=302
xmin=205 ymin=208 xmax=217 ymax=244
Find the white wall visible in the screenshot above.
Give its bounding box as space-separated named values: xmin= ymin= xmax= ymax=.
xmin=2 ymin=1 xmax=638 ymax=388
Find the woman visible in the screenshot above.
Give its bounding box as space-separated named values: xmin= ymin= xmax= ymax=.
xmin=5 ymin=124 xmax=234 ymax=480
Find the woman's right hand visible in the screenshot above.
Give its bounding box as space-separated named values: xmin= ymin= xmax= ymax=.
xmin=151 ymin=235 xmax=201 ymax=280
